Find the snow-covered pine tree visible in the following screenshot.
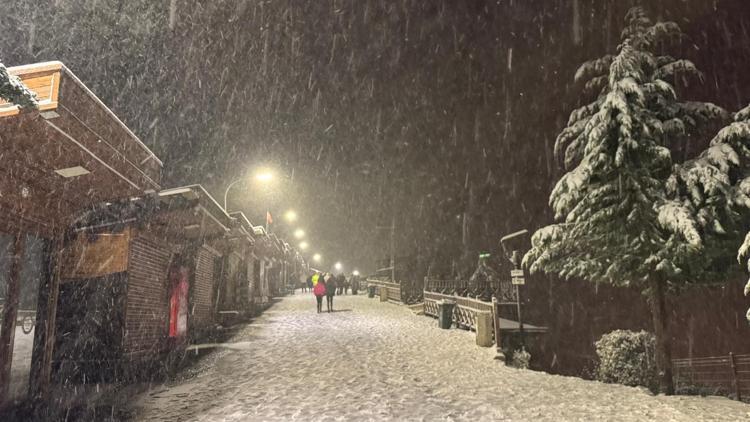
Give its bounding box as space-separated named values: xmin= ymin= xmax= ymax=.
xmin=523 ymin=7 xmax=729 ymax=395
xmin=0 ymin=62 xmax=37 ymax=109
xmin=711 ymin=105 xmax=750 ymax=321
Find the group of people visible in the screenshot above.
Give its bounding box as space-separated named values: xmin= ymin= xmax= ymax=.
xmin=307 ymin=272 xmax=354 ymax=313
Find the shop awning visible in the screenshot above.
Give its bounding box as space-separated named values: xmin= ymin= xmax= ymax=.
xmin=154 ymin=185 xmax=232 ymax=240
xmin=0 ymin=61 xmax=162 ymax=235
xmin=228 ymin=211 xmax=256 ymax=248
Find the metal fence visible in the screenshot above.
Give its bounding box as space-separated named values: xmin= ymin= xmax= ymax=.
xmin=672 ymin=353 xmax=750 ymax=401
xmin=424 ymin=276 xmax=517 ymax=304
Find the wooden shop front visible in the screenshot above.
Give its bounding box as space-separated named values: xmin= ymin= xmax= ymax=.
xmin=51 ymin=185 xmax=232 ymax=386
xmin=250 ymin=226 xmax=273 ymax=308
xmin=0 ymin=61 xmax=161 ymax=406
xmin=221 ymin=212 xmax=260 ymax=321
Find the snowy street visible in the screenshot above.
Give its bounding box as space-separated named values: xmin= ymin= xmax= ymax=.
xmin=129 ymin=294 xmax=750 ymax=421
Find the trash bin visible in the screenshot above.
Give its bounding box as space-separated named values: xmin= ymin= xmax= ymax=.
xmin=367 ymin=285 xmax=376 ymax=298
xmin=438 ymin=300 xmax=456 ymax=329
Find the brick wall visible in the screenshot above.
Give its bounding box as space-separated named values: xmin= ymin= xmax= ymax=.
xmin=124 ymin=234 xmax=171 ymax=360
xmin=192 ymin=246 xmax=218 ymax=332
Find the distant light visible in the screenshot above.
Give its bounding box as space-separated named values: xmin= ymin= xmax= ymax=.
xmin=255 ymin=170 xmax=273 ymax=182
xmin=294 ymin=229 xmax=305 ymax=239
xmin=353 ymin=270 xmax=360 ymax=276
xmin=299 ymin=241 xmax=308 ymax=250
xmin=334 ymin=262 xmax=342 ymax=271
xmin=285 ymin=210 xmax=298 ymax=222
xmin=313 ymin=253 xmax=321 ymax=262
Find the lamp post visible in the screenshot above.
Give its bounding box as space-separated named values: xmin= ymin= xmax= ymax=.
xmin=223 ymin=169 xmax=274 ymax=212
xmin=223 ymin=178 xmax=246 ymax=211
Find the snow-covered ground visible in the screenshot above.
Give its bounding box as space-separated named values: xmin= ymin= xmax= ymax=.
xmin=129 ymin=294 xmax=750 ymax=421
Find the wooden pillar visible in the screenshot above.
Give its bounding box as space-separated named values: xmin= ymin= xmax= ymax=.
xmin=0 ymin=234 xmax=25 ymax=401
xmin=29 ymin=235 xmax=61 ymax=400
xmin=37 ymin=236 xmax=63 ymax=398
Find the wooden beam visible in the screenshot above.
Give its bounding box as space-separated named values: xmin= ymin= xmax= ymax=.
xmin=0 ymin=234 xmax=25 ymax=402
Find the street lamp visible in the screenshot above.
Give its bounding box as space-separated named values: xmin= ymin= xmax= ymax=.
xmin=353 ymin=270 xmax=360 ymax=276
xmin=334 ymin=262 xmax=342 ymax=271
xmin=313 ymin=253 xmax=321 ymax=262
xmin=299 ymin=241 xmax=308 ymax=250
xmin=256 ymin=170 xmax=273 ymax=182
xmin=285 ymin=210 xmax=298 ymax=222
xmin=223 ymin=177 xmax=249 ymax=210
xmin=294 ymin=229 xmax=305 ymax=239
xmin=223 ymin=168 xmax=274 ymax=211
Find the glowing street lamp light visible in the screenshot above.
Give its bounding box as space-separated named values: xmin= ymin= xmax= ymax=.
xmin=334 ymin=262 xmax=342 ymax=271
xmin=294 ymin=229 xmax=305 ymax=239
xmin=299 ymin=241 xmax=308 ymax=250
xmin=353 ymin=270 xmax=360 ymax=276
xmin=255 ymin=170 xmax=273 ymax=182
xmin=313 ymin=253 xmax=321 ymax=262
xmin=285 ymin=210 xmax=298 ymax=222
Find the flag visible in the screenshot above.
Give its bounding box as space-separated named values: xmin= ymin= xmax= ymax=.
xmin=266 ymin=211 xmax=273 ymax=225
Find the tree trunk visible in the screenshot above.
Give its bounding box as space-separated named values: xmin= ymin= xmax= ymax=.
xmin=649 ymin=277 xmax=674 ymax=395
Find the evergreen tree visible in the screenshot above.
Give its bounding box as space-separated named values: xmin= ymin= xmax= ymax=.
xmin=0 ymin=62 xmax=37 ymax=109
xmin=713 ymin=105 xmax=750 ymax=319
xmin=523 ymin=8 xmax=730 ymax=394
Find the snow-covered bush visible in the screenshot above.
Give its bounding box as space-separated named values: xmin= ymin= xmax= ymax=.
xmin=595 ymin=330 xmax=657 ymax=392
xmin=510 ymin=347 xmax=531 ymax=369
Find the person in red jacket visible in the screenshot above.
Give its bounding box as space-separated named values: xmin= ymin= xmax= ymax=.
xmin=313 ymin=277 xmax=327 ymax=313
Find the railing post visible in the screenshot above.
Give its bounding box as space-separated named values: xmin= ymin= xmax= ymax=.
xmin=730 ymin=352 xmax=741 ymax=401
xmin=492 ymin=296 xmax=505 ymax=361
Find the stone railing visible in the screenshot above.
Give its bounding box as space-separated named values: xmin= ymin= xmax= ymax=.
xmin=423 ymin=291 xmax=493 ymax=331
xmin=366 ymin=279 xmax=401 ymax=303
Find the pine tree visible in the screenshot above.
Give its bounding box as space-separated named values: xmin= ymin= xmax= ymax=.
xmin=714 ymin=105 xmax=750 ymax=320
xmin=523 ymin=7 xmax=730 ymax=395
xmin=0 ymin=62 xmax=37 ymax=109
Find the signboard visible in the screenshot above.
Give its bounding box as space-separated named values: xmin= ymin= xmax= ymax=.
xmin=511 ymin=269 xmax=525 ymax=285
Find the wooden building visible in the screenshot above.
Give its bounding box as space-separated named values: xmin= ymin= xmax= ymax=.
xmin=51 ymin=185 xmax=233 ymax=385
xmin=0 ymin=61 xmax=162 ymax=406
xmin=217 ymin=212 xmax=258 ymax=323
xmin=250 ymin=226 xmax=273 ymax=307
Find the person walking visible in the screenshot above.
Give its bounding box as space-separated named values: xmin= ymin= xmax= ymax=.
xmin=325 ymin=273 xmax=337 ymax=312
xmin=340 ymin=273 xmax=349 ymax=295
xmin=312 ymin=272 xmax=320 ymax=287
xmin=351 ymin=274 xmax=359 ymax=295
xmin=306 ymin=274 xmax=313 ymax=293
xmin=313 ymin=276 xmax=326 ymax=313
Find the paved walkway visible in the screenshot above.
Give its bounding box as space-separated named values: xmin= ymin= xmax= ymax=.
xmin=130 ymin=294 xmax=750 ymax=421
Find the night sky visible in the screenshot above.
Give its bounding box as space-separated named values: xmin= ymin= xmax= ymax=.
xmin=2 ymin=0 xmax=750 ymax=275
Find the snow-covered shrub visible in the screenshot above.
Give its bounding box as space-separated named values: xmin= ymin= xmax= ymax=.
xmin=510 ymin=347 xmax=531 ymax=369
xmin=595 ymin=330 xmax=657 ymax=392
